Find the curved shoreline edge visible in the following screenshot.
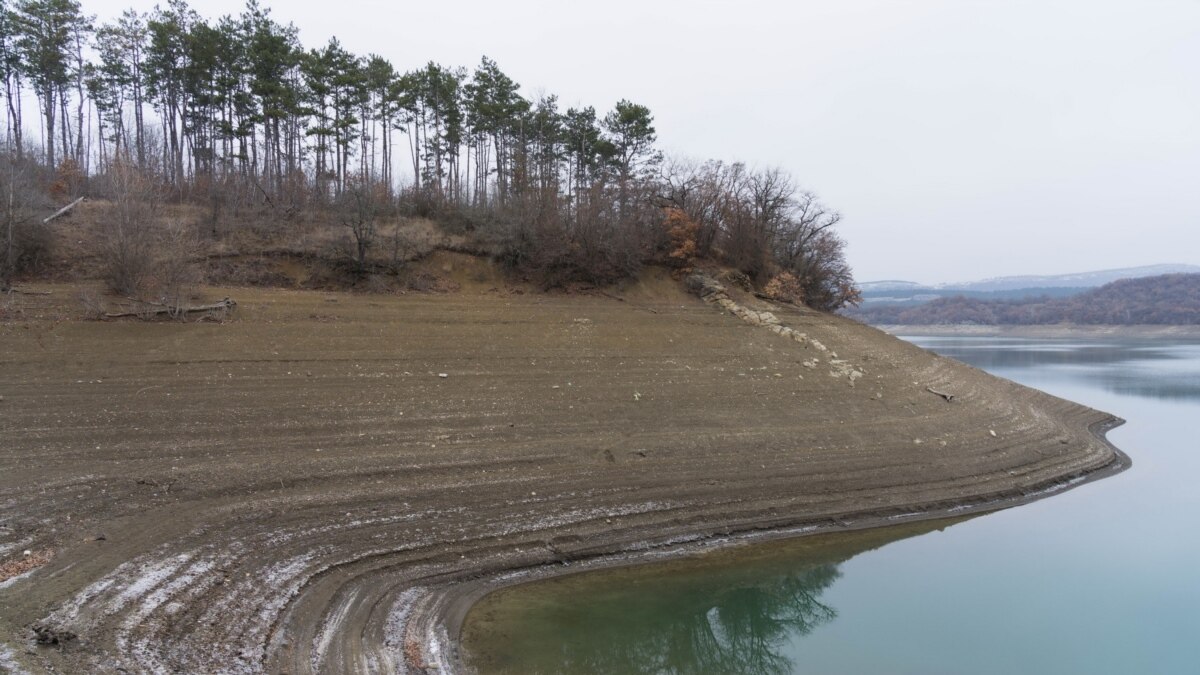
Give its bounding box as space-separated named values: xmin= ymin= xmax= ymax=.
xmin=425 ymin=416 xmax=1130 ymax=674
xmin=0 ymin=282 xmax=1137 ymax=674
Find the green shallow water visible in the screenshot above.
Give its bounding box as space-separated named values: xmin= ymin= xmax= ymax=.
xmin=460 ymin=337 xmax=1200 ymax=674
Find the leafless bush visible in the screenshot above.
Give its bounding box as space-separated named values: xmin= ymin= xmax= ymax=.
xmin=154 ymin=221 xmax=202 ymax=313
xmin=0 ymin=291 xmax=17 ymax=321
xmin=99 ymin=160 xmax=203 ymax=311
xmin=1 ymin=150 xmax=50 ymax=287
xmin=100 ymin=160 xmax=160 ymax=296
xmin=76 ymin=289 xmax=107 ymax=320
xmin=790 ymin=229 xmax=861 ymax=311
xmin=385 ymin=222 xmax=428 ymax=271
xmin=336 ymin=180 xmax=387 ymax=273
xmin=659 ymin=159 xmax=859 ymax=310
xmin=490 ymin=181 xmax=656 ymax=288
xmin=364 ymin=273 xmax=391 ymax=293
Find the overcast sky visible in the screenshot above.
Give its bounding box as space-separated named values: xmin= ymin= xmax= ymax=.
xmin=84 ymin=0 xmax=1200 ymax=284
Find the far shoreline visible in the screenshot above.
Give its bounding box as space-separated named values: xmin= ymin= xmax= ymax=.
xmin=877 ymin=324 xmax=1200 ymax=339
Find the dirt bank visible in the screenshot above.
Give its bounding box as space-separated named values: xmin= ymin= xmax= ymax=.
xmin=0 ymin=268 xmax=1125 ymax=674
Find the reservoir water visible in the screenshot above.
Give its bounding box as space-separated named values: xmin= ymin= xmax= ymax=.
xmin=461 ymin=337 xmax=1200 ymax=674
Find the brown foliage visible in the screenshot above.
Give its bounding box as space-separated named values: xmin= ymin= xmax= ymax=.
xmin=49 ymin=159 xmax=85 ymax=199
xmin=0 ymin=549 xmax=53 ymax=583
xmin=403 ymin=637 xmax=426 ymax=669
xmin=663 ymin=207 xmax=699 ymax=269
xmin=763 ymin=271 xmax=804 ymax=304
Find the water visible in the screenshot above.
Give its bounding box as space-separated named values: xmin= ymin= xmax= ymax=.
xmin=461 ymin=337 xmax=1200 ymax=674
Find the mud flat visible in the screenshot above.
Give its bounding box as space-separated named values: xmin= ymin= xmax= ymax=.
xmin=0 ymin=267 xmax=1126 ymax=674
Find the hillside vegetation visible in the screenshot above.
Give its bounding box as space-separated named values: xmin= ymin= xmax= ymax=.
xmin=848 ymin=274 xmax=1200 ymax=325
xmin=1 ymin=0 xmax=858 ymax=311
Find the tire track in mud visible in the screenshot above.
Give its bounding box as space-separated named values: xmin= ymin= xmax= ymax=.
xmin=0 ymin=282 xmax=1124 ymax=673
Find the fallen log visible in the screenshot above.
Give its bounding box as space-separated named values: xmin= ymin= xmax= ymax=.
xmin=926 ymin=386 xmax=955 ymax=402
xmin=42 ymin=196 xmax=86 ymax=225
xmin=2 ymin=287 xmax=52 ymax=296
xmin=105 ymin=297 xmax=236 ymax=319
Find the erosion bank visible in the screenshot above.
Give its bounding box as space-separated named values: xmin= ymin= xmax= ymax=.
xmin=0 ymin=271 xmax=1125 ymax=674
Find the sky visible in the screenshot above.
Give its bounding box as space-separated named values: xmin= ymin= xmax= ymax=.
xmin=81 ymin=0 xmax=1200 ymax=284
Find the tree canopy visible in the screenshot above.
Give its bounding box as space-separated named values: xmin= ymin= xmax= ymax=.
xmin=0 ymin=0 xmax=859 ymax=308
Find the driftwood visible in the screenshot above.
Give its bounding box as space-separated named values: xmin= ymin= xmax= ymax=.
xmin=105 ymin=297 xmax=236 ymax=319
xmin=42 ymin=196 xmax=86 ymax=225
xmin=926 ymin=386 xmax=955 ymax=402
xmin=2 ymin=287 xmax=51 ymax=296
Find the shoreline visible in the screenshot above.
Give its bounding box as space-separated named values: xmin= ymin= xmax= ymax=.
xmin=0 ymin=281 xmax=1132 ymax=674
xmin=434 ymin=417 xmax=1130 ymax=673
xmin=877 ymin=324 xmax=1200 ymax=339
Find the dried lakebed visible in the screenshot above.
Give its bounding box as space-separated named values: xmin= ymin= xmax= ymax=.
xmin=0 ymin=278 xmax=1125 ymax=673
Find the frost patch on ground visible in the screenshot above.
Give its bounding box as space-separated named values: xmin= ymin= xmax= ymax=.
xmin=494 ymin=500 xmax=680 ymax=537
xmin=0 ymin=568 xmax=36 ymax=590
xmin=261 ymin=508 xmax=447 ymax=548
xmin=108 ymin=553 xmax=195 ymax=615
xmin=310 ymin=587 xmax=360 ymax=673
xmin=47 ymin=571 xmax=120 ymax=626
xmin=423 ymin=623 xmax=452 ymax=674
xmin=0 ymin=643 xmax=30 ymax=674
xmin=116 ymin=557 xmax=217 ymax=671
xmin=382 ymin=587 xmax=425 ymax=675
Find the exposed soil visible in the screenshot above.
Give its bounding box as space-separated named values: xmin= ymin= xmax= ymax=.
xmin=0 ymin=262 xmax=1125 ymax=673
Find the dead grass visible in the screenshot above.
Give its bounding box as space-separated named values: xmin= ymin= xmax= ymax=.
xmin=0 ymin=549 xmax=53 ymax=583
xmin=403 ymin=637 xmax=426 ymax=669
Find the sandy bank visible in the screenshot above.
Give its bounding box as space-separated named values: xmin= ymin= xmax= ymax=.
xmin=0 ymin=272 xmax=1126 ymax=674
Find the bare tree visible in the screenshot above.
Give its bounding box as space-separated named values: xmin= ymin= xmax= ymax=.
xmin=1 ymin=147 xmax=47 ymax=288
xmin=100 ymin=157 xmax=159 ymax=295
xmin=336 ymin=179 xmax=383 ymax=273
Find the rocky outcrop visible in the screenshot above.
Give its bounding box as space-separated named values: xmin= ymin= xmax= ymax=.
xmin=687 ymin=272 xmax=865 ymax=384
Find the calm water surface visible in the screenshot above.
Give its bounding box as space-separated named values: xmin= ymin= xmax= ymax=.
xmin=462 ymin=337 xmax=1200 ymax=674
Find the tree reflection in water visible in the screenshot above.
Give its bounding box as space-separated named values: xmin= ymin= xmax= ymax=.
xmin=464 ymin=518 xmax=967 ymax=674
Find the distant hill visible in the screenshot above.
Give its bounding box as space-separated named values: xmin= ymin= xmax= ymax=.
xmin=848 ymin=274 xmax=1200 ymax=325
xmin=860 ymin=286 xmax=1090 ymax=308
xmin=939 ymin=264 xmax=1200 ymax=293
xmin=858 ymin=264 xmax=1200 ymax=308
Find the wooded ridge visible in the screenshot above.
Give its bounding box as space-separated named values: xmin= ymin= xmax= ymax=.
xmin=1 ymin=0 xmax=859 ymax=311
xmin=846 ymin=274 xmax=1200 ymax=325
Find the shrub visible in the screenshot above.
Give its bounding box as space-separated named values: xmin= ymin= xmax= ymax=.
xmin=764 ymin=271 xmax=804 ymax=304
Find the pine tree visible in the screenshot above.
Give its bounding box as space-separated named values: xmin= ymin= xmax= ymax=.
xmin=13 ymin=0 xmax=89 ymax=170
xmin=0 ymin=0 xmax=26 ymax=157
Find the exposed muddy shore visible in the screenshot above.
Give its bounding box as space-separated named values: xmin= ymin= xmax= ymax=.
xmin=445 ymin=415 xmax=1127 ymax=673
xmin=0 ymin=264 xmax=1126 ymax=673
